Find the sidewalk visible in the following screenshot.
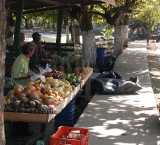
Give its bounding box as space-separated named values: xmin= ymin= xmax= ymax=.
xmin=75 ymin=40 xmax=160 ymax=145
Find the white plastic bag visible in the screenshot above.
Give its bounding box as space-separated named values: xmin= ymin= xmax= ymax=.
xmin=31 ymin=64 xmax=52 ymax=81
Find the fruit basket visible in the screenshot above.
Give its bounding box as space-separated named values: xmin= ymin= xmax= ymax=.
xmin=50 ymin=126 xmax=89 ymax=145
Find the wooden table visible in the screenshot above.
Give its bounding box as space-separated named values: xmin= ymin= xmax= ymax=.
xmin=4 ymin=68 xmax=93 ymax=145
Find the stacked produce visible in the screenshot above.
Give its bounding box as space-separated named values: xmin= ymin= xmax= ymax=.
xmin=4 ymin=56 xmax=92 ymax=114
xmin=4 ymin=76 xmax=73 ymax=114
xmin=51 ymin=54 xmax=91 ymax=75
xmin=43 ymin=69 xmax=64 ymax=79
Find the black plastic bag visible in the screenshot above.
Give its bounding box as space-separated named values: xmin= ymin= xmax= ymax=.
xmin=97 ymin=55 xmax=116 ymax=73
xmin=97 ymin=70 xmax=122 ymax=79
xmin=93 ymin=77 xmax=142 ymax=94
xmin=103 ymin=55 xmax=116 ymax=71
xmin=91 ymin=71 xmax=122 ymax=95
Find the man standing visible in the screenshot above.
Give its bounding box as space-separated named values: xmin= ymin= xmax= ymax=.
xmin=11 ymin=42 xmax=35 ymax=140
xmin=11 ymin=42 xmax=35 ymax=86
xmin=31 ymin=32 xmax=43 ymax=59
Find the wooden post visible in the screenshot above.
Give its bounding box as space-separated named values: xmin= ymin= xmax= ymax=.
xmin=56 ymin=8 xmax=64 ymax=54
xmin=13 ymin=0 xmax=24 ymax=56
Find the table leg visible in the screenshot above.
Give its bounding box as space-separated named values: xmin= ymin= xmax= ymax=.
xmin=44 ymin=119 xmax=55 ymax=145
xmin=84 ymin=77 xmax=91 ymax=103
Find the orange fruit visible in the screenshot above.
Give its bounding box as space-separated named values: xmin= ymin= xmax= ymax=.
xmin=47 ymin=89 xmax=52 ymax=95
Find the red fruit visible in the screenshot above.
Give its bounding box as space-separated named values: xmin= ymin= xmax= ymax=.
xmin=22 ymin=88 xmax=31 ymax=96
xmin=36 ymin=90 xmax=43 ymax=97
xmin=14 ymin=87 xmax=22 ymax=95
xmin=52 ymin=69 xmax=57 ymax=73
xmin=28 ymin=86 xmax=36 ymax=92
xmin=31 ymin=90 xmax=38 ymax=95
xmin=43 ymin=98 xmax=55 ymax=105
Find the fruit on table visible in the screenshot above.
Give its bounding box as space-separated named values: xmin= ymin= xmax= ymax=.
xmin=26 ymin=81 xmax=34 ymax=87
xmin=27 ymin=85 xmax=36 ymax=92
xmin=22 ymin=88 xmax=31 ymax=96
xmin=12 ymin=100 xmax=21 ymax=109
xmin=4 ymin=69 xmax=81 ymax=113
xmin=43 ymin=69 xmax=64 ymax=79
xmin=7 ymin=90 xmax=15 ymax=97
xmin=14 ymin=84 xmax=23 ymax=95
xmin=5 ymin=98 xmax=11 ymax=105
xmin=40 ymin=94 xmax=48 ymax=100
xmin=21 ymin=96 xmax=28 ymax=104
xmin=16 ymin=93 xmax=26 ymax=100
xmin=65 ymin=73 xmax=82 ymax=86
xmin=29 ymin=101 xmax=36 ymax=108
xmin=30 ymin=93 xmax=39 ymax=101
xmin=43 ymin=97 xmax=56 ymax=105
xmin=41 ymin=88 xmax=48 ymax=94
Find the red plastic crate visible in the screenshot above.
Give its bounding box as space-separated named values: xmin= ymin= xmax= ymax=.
xmin=50 ymin=126 xmax=89 ymax=145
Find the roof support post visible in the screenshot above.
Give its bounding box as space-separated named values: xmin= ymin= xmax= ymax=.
xmin=13 ymin=0 xmax=24 ymax=56
xmin=56 ymin=7 xmax=64 ymax=54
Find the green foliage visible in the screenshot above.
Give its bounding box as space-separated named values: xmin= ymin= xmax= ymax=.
xmin=100 ymin=25 xmax=114 ymax=38
xmin=131 ymin=0 xmax=160 ymax=29
xmin=23 ymin=10 xmax=58 ymax=26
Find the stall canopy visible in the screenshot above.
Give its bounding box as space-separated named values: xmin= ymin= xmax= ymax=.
xmin=9 ymin=0 xmax=115 ymax=12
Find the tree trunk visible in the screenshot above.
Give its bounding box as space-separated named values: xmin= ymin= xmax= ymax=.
xmin=114 ymin=25 xmax=124 ymax=56
xmin=70 ymin=25 xmax=80 ymax=44
xmin=0 ymin=1 xmax=6 ymax=145
xmin=123 ymin=25 xmax=129 ymax=47
xmin=146 ymin=27 xmax=151 ymax=43
xmin=81 ymin=30 xmax=96 ymax=67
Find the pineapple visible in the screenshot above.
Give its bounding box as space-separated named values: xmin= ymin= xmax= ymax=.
xmin=79 ymin=57 xmax=87 ymax=75
xmin=51 ymin=54 xmax=58 ymax=70
xmin=65 ymin=56 xmax=72 ymax=74
xmin=85 ymin=58 xmax=90 ymax=73
xmin=74 ymin=59 xmax=81 ymax=75
xmin=58 ymin=57 xmax=65 ymax=73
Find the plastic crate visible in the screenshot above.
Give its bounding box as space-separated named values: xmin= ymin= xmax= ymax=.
xmin=54 ymin=115 xmax=75 ymax=127
xmin=55 ymin=109 xmax=75 ymax=120
xmin=50 ymin=126 xmax=89 ymax=145
xmin=59 ymin=98 xmax=75 ymax=115
xmin=60 ymin=106 xmax=75 ymax=115
xmin=65 ymin=98 xmax=75 ymax=108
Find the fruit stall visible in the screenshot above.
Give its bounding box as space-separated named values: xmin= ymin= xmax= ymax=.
xmin=4 ymin=55 xmax=93 ymax=145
